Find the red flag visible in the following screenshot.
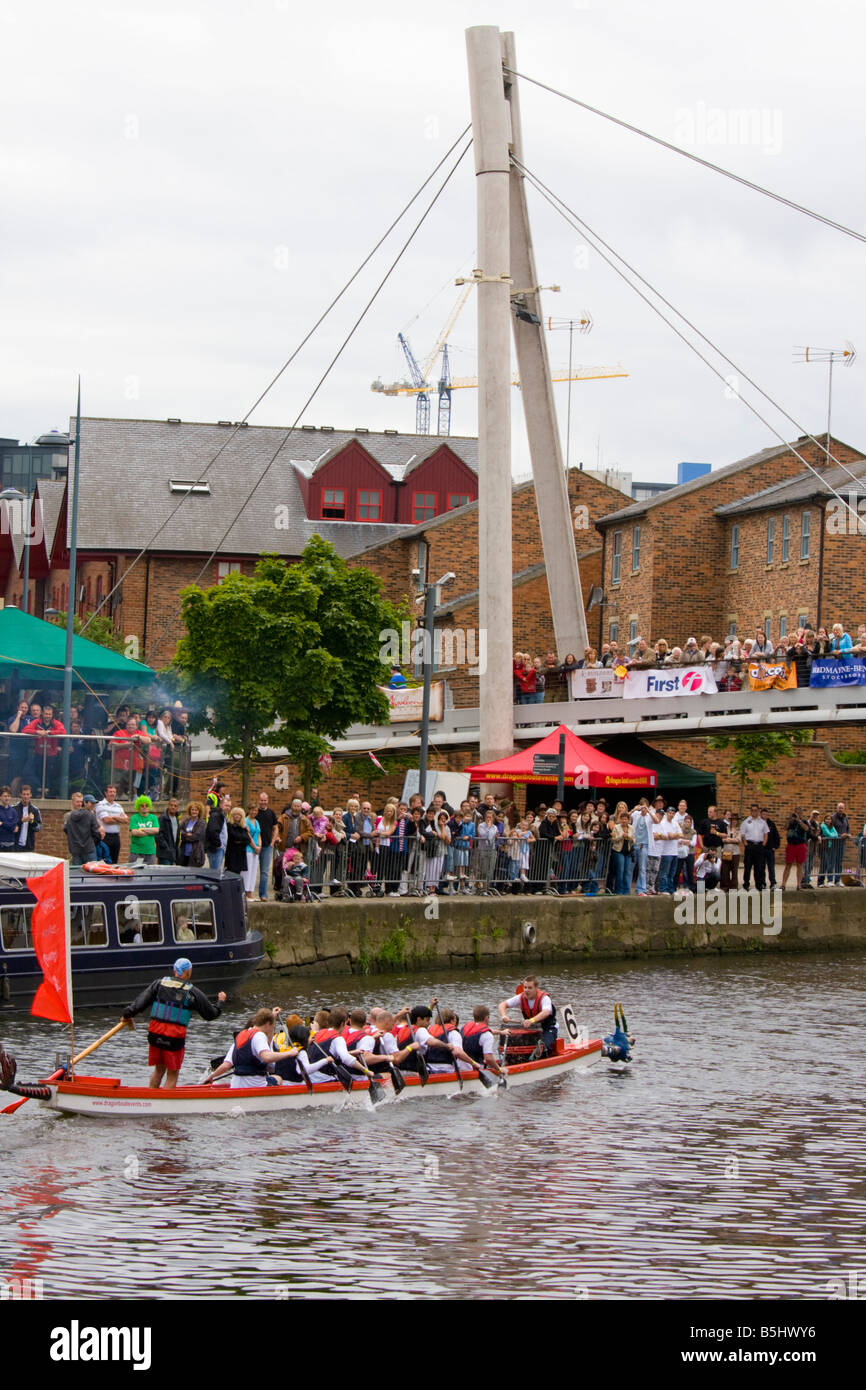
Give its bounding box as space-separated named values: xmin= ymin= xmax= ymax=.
xmin=26 ymin=862 xmax=73 ymax=1024
xmin=368 ymin=751 xmax=386 ymax=774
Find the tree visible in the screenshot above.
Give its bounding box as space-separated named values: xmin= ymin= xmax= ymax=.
xmin=56 ymin=611 xmax=125 ymax=654
xmin=167 ymin=539 xmax=404 ymax=803
xmin=706 ymin=729 xmax=814 ymax=807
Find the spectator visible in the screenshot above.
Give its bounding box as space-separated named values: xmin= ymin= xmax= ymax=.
xmin=388 ymin=666 xmax=407 ymax=689
xmin=179 ymin=801 xmax=207 ymax=868
xmin=243 ymin=805 xmax=262 ymax=901
xmin=157 ymin=796 xmax=181 ymax=866
xmin=814 ymin=627 xmax=832 ymax=657
xmin=129 ymin=794 xmax=159 ymax=865
xmin=817 ymin=812 xmax=839 ymax=887
xmin=800 ymin=808 xmax=823 ymax=889
xmin=682 ymin=637 xmax=701 ymax=662
xmin=675 ymin=814 xmax=698 ymax=891
xmin=224 ymin=806 xmax=253 ymax=881
xmin=780 ymin=807 xmax=810 ymax=891
xmin=138 ymin=709 xmax=163 ymax=797
xmin=94 ymin=784 xmax=128 ymax=863
xmin=5 ymin=699 xmax=31 ymax=793
xmin=63 ymin=791 xmax=103 ymax=865
xmin=0 ymin=785 xmax=20 ymax=852
xmin=752 ymin=629 xmax=774 ymax=658
xmin=694 ymin=848 xmax=720 ymax=890
xmin=829 ymin=623 xmax=853 ymax=661
xmin=830 ymin=801 xmax=851 ymax=886
xmin=610 ymin=810 xmax=635 ymax=895
xmin=109 ymin=715 xmax=146 ymax=800
xmin=741 ymin=804 xmax=770 ymax=891
xmin=631 ymin=800 xmax=654 ymax=896
xmin=22 ymin=703 xmax=66 ymax=798
xmin=719 ymin=813 xmax=740 ymax=891
xmin=654 ymin=808 xmax=681 ymax=895
xmin=12 ymin=784 xmax=42 ymax=853
xmin=205 ymin=792 xmax=231 ymax=873
xmin=761 ymin=807 xmax=781 ymax=889
xmin=254 ymin=792 xmax=279 ymax=901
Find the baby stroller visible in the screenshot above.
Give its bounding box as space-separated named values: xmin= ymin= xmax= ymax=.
xmin=280 ymin=860 xmax=321 ymax=904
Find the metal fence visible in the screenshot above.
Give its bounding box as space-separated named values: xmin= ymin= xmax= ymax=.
xmin=0 ymin=730 xmax=192 ymax=802
xmin=274 ymin=833 xmax=614 ymax=900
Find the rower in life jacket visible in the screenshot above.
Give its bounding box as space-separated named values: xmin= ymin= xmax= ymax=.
xmin=122 ymin=957 xmax=226 ymax=1090
xmin=272 ymin=1024 xmax=338 ymax=1085
xmin=231 ymin=1008 xmax=284 ymax=1087
xmin=497 ymin=975 xmax=558 ymax=1055
xmin=390 ymin=1005 xmax=436 ymax=1072
xmin=460 ymin=1005 xmax=503 ymax=1075
xmin=307 ymin=1007 xmax=370 ymax=1078
xmin=343 ymin=1009 xmax=394 ymax=1072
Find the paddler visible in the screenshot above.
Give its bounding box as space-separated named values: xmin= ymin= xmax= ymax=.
xmin=229 ymin=1007 xmax=285 ymax=1087
xmin=426 ymin=1002 xmax=495 ymax=1075
xmin=460 ymin=1005 xmax=503 ymax=1076
xmin=498 ymin=975 xmax=558 ymax=1055
xmin=122 ymin=958 xmax=226 ymax=1089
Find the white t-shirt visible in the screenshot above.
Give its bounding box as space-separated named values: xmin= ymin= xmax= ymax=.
xmin=741 ymin=816 xmax=769 ymax=844
xmin=331 ymin=1034 xmax=368 ymax=1072
xmin=95 ymin=798 xmax=127 ymax=835
xmin=229 ymin=1029 xmax=273 ymax=1088
xmin=379 ymin=1032 xmax=399 ymax=1057
xmin=657 ymin=818 xmax=680 ymax=856
xmin=677 ymin=832 xmax=697 ymax=858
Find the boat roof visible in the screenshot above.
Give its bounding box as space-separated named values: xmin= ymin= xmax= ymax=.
xmin=0 ymin=856 xmax=232 ymax=887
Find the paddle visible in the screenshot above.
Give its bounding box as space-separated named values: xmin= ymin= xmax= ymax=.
xmin=1 ymin=1019 xmax=132 ymax=1115
xmin=431 ymin=996 xmax=464 ymax=1093
xmin=397 ymin=1008 xmax=429 ymax=1086
xmin=307 ymin=1037 xmax=355 ymax=1093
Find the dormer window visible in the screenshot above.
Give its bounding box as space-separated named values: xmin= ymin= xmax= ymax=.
xmin=358 ymin=490 xmax=382 ymax=521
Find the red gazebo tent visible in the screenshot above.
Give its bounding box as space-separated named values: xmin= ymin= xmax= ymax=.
xmin=465 ymin=724 xmax=657 ymax=790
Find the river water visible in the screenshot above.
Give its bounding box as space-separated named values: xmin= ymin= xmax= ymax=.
xmin=0 ymin=952 xmax=863 ymax=1301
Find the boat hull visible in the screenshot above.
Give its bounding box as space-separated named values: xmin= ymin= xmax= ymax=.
xmin=39 ymin=1040 xmax=603 ymax=1116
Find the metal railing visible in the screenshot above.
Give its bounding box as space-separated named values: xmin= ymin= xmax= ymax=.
xmin=0 ymin=730 xmax=192 ymax=802
xmin=272 ymin=833 xmax=613 ymax=900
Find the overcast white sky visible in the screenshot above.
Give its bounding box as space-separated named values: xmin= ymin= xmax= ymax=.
xmin=1 ymin=0 xmax=864 ymax=483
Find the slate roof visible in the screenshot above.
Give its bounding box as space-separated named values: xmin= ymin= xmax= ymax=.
xmin=714 ymin=456 xmax=866 ymax=517
xmin=67 ymin=418 xmax=475 ymax=558
xmin=35 ymin=479 xmax=66 ymax=558
xmin=595 ymin=435 xmax=861 ymax=527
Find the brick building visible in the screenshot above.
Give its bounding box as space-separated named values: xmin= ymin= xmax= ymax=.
xmin=594 ymin=434 xmax=866 ymax=652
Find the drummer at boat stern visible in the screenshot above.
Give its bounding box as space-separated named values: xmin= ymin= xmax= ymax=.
xmin=122 ymin=958 xmax=226 ymax=1089
xmin=498 ymin=975 xmax=558 ymax=1056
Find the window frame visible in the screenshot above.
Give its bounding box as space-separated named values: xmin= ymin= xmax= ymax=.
xmin=170 ymin=898 xmax=217 ymax=944
xmin=116 ymin=899 xmax=163 ymax=947
xmin=447 ymin=492 xmax=470 ymax=511
xmin=801 ymin=510 xmax=811 ymax=559
xmin=321 ymin=486 xmax=347 ymax=520
xmin=1 ymin=904 xmax=33 ymax=952
xmin=70 ymin=902 xmax=109 ymax=949
xmin=766 ymin=516 xmax=775 ymax=565
xmin=412 ymin=491 xmax=437 ymax=524
xmin=611 ymin=530 xmax=623 ymax=584
xmin=356 ymin=489 xmax=382 ymax=522
xmin=781 ymin=513 xmax=790 ymax=563
xmin=730 ymin=524 xmax=740 ymax=570
xmin=631 ymin=525 xmax=641 ymax=573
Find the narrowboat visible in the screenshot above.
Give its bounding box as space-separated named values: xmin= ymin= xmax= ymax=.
xmin=0 ymin=853 xmax=264 ymax=1010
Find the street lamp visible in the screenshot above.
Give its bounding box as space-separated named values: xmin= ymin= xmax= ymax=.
xmin=416 ymin=565 xmax=456 ymax=805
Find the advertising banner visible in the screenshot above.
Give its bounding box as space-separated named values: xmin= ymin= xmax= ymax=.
xmin=569 ymin=668 xmax=621 ymax=700
xmin=378 ymin=681 xmax=444 ymax=722
xmin=747 ymin=661 xmax=797 ymax=691
xmin=809 ymin=659 xmax=866 ymax=688
xmin=622 ymin=665 xmax=718 ymax=700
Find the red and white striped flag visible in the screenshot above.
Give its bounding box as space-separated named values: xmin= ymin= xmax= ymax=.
xmin=368 ymin=751 xmax=386 ymax=774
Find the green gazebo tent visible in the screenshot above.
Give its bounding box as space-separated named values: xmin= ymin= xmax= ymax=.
xmin=0 ymin=607 xmax=155 ymax=687
xmin=595 ymin=734 xmax=717 ymax=820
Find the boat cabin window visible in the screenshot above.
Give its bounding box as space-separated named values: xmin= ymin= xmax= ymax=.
xmin=1 ymin=905 xmax=33 ymax=951
xmin=171 ymin=899 xmax=216 ymax=943
xmin=116 ymin=898 xmax=162 ymax=945
xmin=71 ymin=904 xmax=108 ymax=948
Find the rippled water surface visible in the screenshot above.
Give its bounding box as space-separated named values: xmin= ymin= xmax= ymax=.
xmin=1 ymin=953 xmax=864 ymax=1300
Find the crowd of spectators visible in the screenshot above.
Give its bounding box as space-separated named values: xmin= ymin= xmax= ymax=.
xmin=1 ymin=697 xmax=191 ymax=800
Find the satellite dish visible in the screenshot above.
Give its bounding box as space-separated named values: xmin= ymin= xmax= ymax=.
xmin=587 ymin=586 xmax=605 ymax=611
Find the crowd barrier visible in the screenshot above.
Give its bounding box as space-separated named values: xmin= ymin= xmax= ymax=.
xmin=273 ymin=831 xmax=865 ymax=899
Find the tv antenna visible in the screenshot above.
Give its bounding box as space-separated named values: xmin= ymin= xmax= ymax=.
xmin=793 ymin=342 xmax=856 ymax=459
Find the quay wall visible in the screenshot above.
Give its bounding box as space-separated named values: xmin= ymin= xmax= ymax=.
xmin=248 ymin=893 xmax=865 ymax=979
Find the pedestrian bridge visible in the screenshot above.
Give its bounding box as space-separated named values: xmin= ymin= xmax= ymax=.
xmin=337 ymin=683 xmax=866 ymax=754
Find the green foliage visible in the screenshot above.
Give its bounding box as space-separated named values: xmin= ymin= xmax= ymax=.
xmin=56 ymin=611 xmax=125 ymax=654
xmin=706 ymin=729 xmax=814 ymax=802
xmin=165 ymin=537 xmax=404 ymax=802
xmin=833 ymin=748 xmax=866 ymax=765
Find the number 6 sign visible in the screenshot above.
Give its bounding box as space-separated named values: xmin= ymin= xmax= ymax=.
xmin=562 ymin=1005 xmax=588 ymax=1047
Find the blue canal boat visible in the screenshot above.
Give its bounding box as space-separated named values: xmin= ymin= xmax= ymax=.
xmin=0 ymin=854 xmax=264 ymax=1011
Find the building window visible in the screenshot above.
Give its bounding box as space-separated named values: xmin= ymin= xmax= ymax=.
xmin=629 ymin=619 xmax=638 ymax=646
xmin=801 ymin=510 xmax=811 ymax=559
xmin=217 ymin=561 xmax=240 ymax=583
xmin=357 ymin=489 xmax=382 ymax=521
xmin=764 ymin=616 xmax=772 ymax=640
xmin=412 ymin=492 xmax=436 ymax=523
xmin=728 ymin=618 xmax=737 ymax=636
xmin=730 ymin=525 xmax=739 ymax=570
xmin=798 ymin=612 xmax=808 ymax=628
xmin=321 ymin=487 xmax=346 ymax=519
xmin=632 ymin=526 xmax=641 ymax=572
xmin=782 ymin=514 xmax=790 ymax=563
xmin=96 ymin=575 xmax=103 ymax=606
xmin=447 ymin=493 xmax=470 ymax=510
xmin=611 ymin=530 xmax=623 ymax=584
xmin=767 ymin=517 xmax=775 ymax=565
xmin=779 ymin=614 xmax=787 ymax=638
xmin=609 ymin=622 xmax=619 ymax=644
